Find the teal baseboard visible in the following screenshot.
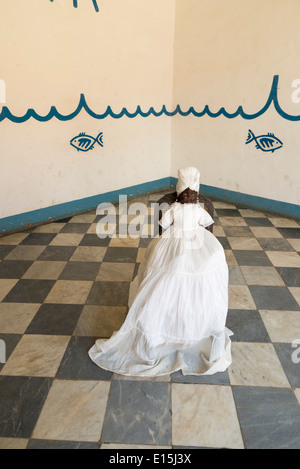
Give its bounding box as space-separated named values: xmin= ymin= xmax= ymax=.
xmin=0 ymin=177 xmax=175 ymax=236
xmin=170 ymin=177 xmax=300 ymax=218
xmin=202 ymin=185 xmax=300 ymax=219
xmin=0 ymin=177 xmax=299 ymax=236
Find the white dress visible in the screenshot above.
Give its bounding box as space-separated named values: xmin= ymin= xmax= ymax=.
xmin=89 ymin=202 xmax=233 ymax=376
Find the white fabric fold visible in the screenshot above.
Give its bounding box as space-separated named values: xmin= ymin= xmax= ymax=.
xmin=89 ymin=202 xmax=232 ymax=377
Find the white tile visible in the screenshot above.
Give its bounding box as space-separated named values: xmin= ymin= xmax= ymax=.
xmin=289 ymin=287 xmax=300 ymax=306
xmin=228 ymin=237 xmax=262 ymax=250
xmin=33 ymin=380 xmax=110 ymax=442
xmin=224 ymin=250 xmax=238 ymax=265
xmin=70 ymin=246 xmax=106 ymax=262
xmin=172 ymin=383 xmax=244 ymax=448
xmin=219 ymin=217 xmax=247 ymax=227
xmin=228 ymin=342 xmax=290 ymax=387
xmin=269 ymin=217 xmax=299 ymax=227
xmin=44 ymin=280 xmax=93 ymax=304
xmin=0 ymin=303 xmax=40 ymax=334
xmin=266 ymin=251 xmax=300 ymax=268
xmin=228 ymin=285 xmax=256 ymax=309
xmin=294 ymin=389 xmax=300 ymax=406
xmin=250 ymin=227 xmax=283 ymax=238
xmin=287 ymin=239 xmax=300 ymax=251
xmin=0 ymin=279 xmax=18 ymax=301
xmin=212 ymin=225 xmax=225 ymax=237
xmin=238 ymin=209 xmax=266 ymax=218
xmin=213 ymin=202 xmax=237 ymax=209
xmin=50 ymin=233 xmax=84 ymax=246
xmin=22 ymin=261 xmax=67 ymax=279
xmin=0 ymin=335 xmax=70 ymax=377
xmin=259 ymin=310 xmax=300 ymax=343
xmin=0 ymin=233 xmax=29 ymax=245
xmin=240 ymin=266 xmax=284 ymax=286
xmin=0 ymin=438 xmax=28 ymax=449
xmin=109 ymin=237 xmax=140 ymax=247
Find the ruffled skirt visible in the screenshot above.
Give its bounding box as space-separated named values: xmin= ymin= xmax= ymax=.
xmin=89 ymin=226 xmax=233 ymax=376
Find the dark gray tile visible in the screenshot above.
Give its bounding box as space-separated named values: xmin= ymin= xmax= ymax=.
xmin=133 ymin=263 xmax=140 ymax=279
xmin=53 ymin=217 xmax=72 ymax=223
xmin=0 ymin=245 xmax=15 ymax=259
xmin=171 ymin=369 xmax=230 ymax=385
xmin=233 ymin=386 xmax=300 ymax=449
xmin=216 ymin=237 xmax=231 ymax=249
xmin=228 ymin=265 xmax=246 ymax=285
xmin=20 ymin=233 xmax=57 ymax=245
xmin=226 ymin=310 xmax=271 ymax=342
xmin=60 ymin=223 xmax=92 ymax=234
xmin=95 ymin=214 xmax=118 ymax=223
xmin=215 ymin=209 xmax=241 ymax=217
xmin=103 ymin=247 xmax=138 ymax=263
xmin=79 ymin=234 xmax=111 ymax=246
xmin=37 ymin=246 xmax=76 ymax=261
xmin=25 ymin=303 xmax=83 ymax=335
xmin=223 ymin=226 xmax=254 ymax=237
xmin=277 ymin=228 xmax=300 ymax=239
xmin=0 ymin=260 xmax=33 ymax=278
xmin=244 ymin=217 xmax=273 ymax=227
xmin=114 ymin=224 xmax=129 ymax=236
xmin=2 ymin=279 xmax=55 ymax=303
xmin=139 ymin=237 xmax=153 ymax=248
xmin=101 ymin=380 xmax=171 ymax=445
xmin=146 ymin=214 xmax=157 ymax=225
xmin=59 ymin=261 xmax=101 ymax=280
xmin=248 ymin=286 xmax=300 ymax=311
xmin=0 ymin=376 xmax=52 ymax=438
xmin=56 ymin=336 xmax=113 ymax=380
xmin=233 ymin=250 xmax=272 ymax=266
xmin=0 ymin=333 xmax=22 ymax=372
xmin=27 ymin=439 xmax=99 ymax=449
xmin=276 ymin=267 xmax=300 ymax=287
xmin=258 ymin=238 xmax=294 ymax=251
xmin=274 ymin=343 xmax=300 ymax=388
xmin=86 ymin=281 xmax=129 ymax=306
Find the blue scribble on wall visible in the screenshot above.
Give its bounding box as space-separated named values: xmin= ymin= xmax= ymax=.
xmin=70 ymin=132 xmax=103 ymax=152
xmin=246 ymin=129 xmax=283 ymax=153
xmin=49 ymin=0 xmax=99 ymax=13
xmin=1 ymin=75 xmax=300 ymax=123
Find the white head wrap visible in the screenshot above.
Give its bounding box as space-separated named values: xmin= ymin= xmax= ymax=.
xmin=176 ymin=167 xmax=200 ymax=195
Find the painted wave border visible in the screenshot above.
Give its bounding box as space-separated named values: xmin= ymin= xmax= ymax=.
xmin=1 ymin=75 xmax=300 ymax=123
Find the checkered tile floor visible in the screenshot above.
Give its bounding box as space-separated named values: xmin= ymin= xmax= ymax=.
xmin=0 ymin=189 xmax=300 ymax=449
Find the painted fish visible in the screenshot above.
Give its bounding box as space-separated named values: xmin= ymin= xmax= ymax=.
xmin=70 ymin=132 xmax=103 ymax=152
xmin=246 ymin=129 xmax=283 ymax=153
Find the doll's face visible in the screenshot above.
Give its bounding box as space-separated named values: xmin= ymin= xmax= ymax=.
xmin=178 ymin=187 xmax=198 ymax=204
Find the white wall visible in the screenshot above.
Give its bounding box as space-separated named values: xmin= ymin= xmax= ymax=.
xmin=171 ymin=0 xmax=300 ymax=205
xmin=1 ymin=0 xmax=300 ymax=223
xmin=0 ymin=0 xmax=175 ymax=219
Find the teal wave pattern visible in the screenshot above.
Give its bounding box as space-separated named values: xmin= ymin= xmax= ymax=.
xmin=1 ymin=75 xmax=299 ymax=123
xmin=49 ymin=0 xmax=99 ymax=13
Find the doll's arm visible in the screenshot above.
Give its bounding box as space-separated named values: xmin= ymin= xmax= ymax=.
xmin=159 ymin=205 xmax=175 ymax=234
xmin=198 ymin=207 xmax=214 ymax=230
